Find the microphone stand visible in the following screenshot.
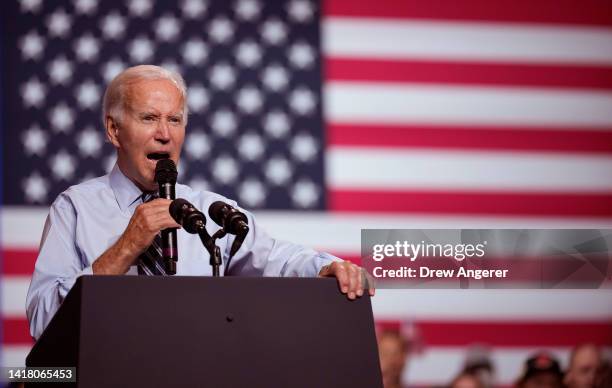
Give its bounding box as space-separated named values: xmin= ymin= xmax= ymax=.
xmin=196 ymin=227 xmax=225 ymax=277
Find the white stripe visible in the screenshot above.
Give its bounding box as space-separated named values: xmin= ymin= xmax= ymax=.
xmin=1 ymin=346 xmax=31 ymax=367
xmin=4 ymin=207 xmax=612 ymax=252
xmin=325 ymin=82 xmax=612 ymax=127
xmin=327 ymin=147 xmax=612 ymax=191
xmin=1 ymin=206 xmax=47 ymax=248
xmin=323 ymin=17 xmax=612 ymax=64
xmin=4 ymin=276 xmax=611 ymax=321
xmin=372 ymin=289 xmax=612 ymax=321
xmin=404 ymin=346 xmax=573 ymax=386
xmin=1 ymin=276 xmax=29 ymax=317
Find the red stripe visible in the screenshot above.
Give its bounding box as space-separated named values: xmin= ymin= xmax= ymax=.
xmin=2 ymin=318 xmax=34 ymax=345
xmin=329 ymin=190 xmax=612 ymax=217
xmin=3 ymin=249 xmax=37 ymax=275
xmin=325 ymin=58 xmax=612 ymax=90
xmin=376 ymin=320 xmax=612 ymax=347
xmin=324 ymin=0 xmax=612 ymax=26
xmin=328 ymin=123 xmax=612 ymax=154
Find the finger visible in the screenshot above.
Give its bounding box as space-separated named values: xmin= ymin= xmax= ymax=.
xmin=365 ymin=272 xmax=376 ymax=296
xmin=355 ymin=267 xmax=364 ymax=297
xmin=334 ymin=263 xmax=351 ymax=294
xmin=347 ymin=264 xmax=359 ymax=299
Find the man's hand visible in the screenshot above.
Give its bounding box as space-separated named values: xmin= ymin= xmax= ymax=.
xmin=319 ymin=261 xmax=375 ymax=300
xmin=93 ymin=199 xmax=180 ymax=275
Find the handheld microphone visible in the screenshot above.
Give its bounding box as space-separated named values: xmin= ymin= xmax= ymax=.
xmin=208 ymin=201 xmax=249 ymax=257
xmin=155 ymin=159 xmax=178 ymax=275
xmin=169 ymin=198 xmax=206 ymax=234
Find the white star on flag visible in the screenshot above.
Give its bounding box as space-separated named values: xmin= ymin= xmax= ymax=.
xmin=23 ymin=172 xmax=49 ymax=203
xmin=290 ymin=133 xmax=318 ymax=162
xmin=76 ymin=127 xmax=103 ymax=157
xmin=76 ymin=80 xmax=101 ymax=110
xmin=291 ymin=179 xmax=319 ymax=207
xmin=22 ymin=125 xmax=48 ymax=156
xmin=235 ymin=40 xmax=262 ymax=67
xmin=101 ymin=12 xmax=126 ymax=40
xmin=238 ymin=178 xmax=266 ymax=206
xmin=212 ymin=155 xmax=239 ymax=184
xmin=262 ymin=64 xmax=289 ymax=91
xmin=265 ymin=156 xmax=292 ymax=185
xmin=128 ymin=36 xmax=155 ymax=62
xmin=182 ymin=39 xmax=208 ymax=65
xmin=73 ymin=0 xmax=98 ymax=15
xmin=155 ymin=14 xmax=181 ymax=42
xmin=263 ymin=110 xmax=291 ymax=138
xmin=50 ymin=150 xmax=77 ymax=180
xmin=208 ymin=17 xmax=235 ymax=44
xmin=21 ymin=78 xmax=46 ymax=108
xmin=74 ymin=34 xmax=100 ymax=62
xmin=181 ymin=0 xmax=207 ymax=19
xmin=287 ymin=0 xmax=315 ymax=23
xmin=209 ymin=63 xmax=236 ymax=90
xmin=20 ymin=31 xmax=45 ymax=60
xmin=236 ymin=86 xmax=263 ymax=114
xmin=185 ymin=131 xmax=211 ymax=160
xmin=128 ymin=0 xmax=153 ymax=17
xmin=48 ymin=56 xmax=74 ymax=85
xmin=238 ymin=132 xmax=265 ymax=161
xmin=49 ymin=103 xmax=75 ymax=133
xmin=187 ymin=84 xmax=209 ymax=113
xmin=235 ymin=0 xmax=261 ymax=21
xmin=46 ymin=9 xmax=72 ymax=37
xmin=211 ymin=109 xmax=238 ymax=137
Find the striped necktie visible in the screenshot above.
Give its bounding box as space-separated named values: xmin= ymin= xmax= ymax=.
xmin=137 ymin=192 xmax=168 ymax=276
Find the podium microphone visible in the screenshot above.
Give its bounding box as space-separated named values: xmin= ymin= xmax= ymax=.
xmin=208 ymin=201 xmax=249 ymax=258
xmin=169 ymin=198 xmax=206 ymax=234
xmin=155 ymin=159 xmax=178 ymax=275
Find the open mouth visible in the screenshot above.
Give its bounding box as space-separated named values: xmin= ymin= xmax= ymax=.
xmin=147 ymin=152 xmax=170 ymax=161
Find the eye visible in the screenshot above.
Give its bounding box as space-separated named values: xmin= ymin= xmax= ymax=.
xmin=169 ymin=116 xmax=182 ymax=124
xmin=141 ymin=114 xmax=157 ymax=122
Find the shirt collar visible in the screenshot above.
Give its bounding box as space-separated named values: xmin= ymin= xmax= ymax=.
xmin=109 ymin=164 xmax=146 ymax=212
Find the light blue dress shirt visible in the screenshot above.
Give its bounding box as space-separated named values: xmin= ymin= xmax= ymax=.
xmin=26 ymin=165 xmax=338 ymax=339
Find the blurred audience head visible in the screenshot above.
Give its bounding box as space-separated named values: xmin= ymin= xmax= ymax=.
xmin=450 ymin=372 xmax=484 ymax=388
xmin=377 ymin=328 xmax=409 ymax=388
xmin=564 ymin=344 xmax=602 ymax=388
xmin=517 ymin=352 xmax=563 ymax=388
xmin=463 ymin=346 xmax=495 ymax=388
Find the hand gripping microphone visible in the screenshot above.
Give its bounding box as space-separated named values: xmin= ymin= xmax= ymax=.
xmin=208 ymin=201 xmax=249 ymax=258
xmin=155 ymin=159 xmax=178 ymax=275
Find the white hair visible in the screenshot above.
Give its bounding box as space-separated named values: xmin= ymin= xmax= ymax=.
xmin=102 ymin=65 xmax=188 ymax=125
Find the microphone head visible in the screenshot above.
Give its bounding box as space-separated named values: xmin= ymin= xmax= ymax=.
xmin=155 ymin=159 xmax=177 ymax=184
xmin=170 ymin=198 xmax=206 ymax=234
xmin=169 ymin=198 xmax=190 ymax=223
xmin=208 ymin=201 xmax=230 ymax=226
xmin=208 ymin=201 xmax=248 ymax=235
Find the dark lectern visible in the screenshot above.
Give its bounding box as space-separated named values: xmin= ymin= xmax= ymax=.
xmin=26 ymin=276 xmax=382 ymax=387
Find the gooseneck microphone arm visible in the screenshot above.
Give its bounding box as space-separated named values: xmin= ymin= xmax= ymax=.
xmin=169 ymin=199 xmax=223 ymax=277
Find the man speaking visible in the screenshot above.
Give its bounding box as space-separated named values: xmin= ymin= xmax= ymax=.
xmin=26 ymin=65 xmax=373 ymax=340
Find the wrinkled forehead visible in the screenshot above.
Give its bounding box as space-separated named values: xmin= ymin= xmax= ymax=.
xmin=123 ymin=78 xmax=185 ymax=112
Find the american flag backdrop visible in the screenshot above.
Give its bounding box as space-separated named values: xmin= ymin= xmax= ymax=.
xmin=2 ymin=0 xmax=612 ymax=386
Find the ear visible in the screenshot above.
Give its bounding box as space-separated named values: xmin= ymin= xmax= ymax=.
xmin=105 ymin=116 xmax=121 ymax=148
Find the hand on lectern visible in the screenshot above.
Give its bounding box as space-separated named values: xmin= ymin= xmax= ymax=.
xmin=318 ymin=261 xmax=375 ymax=300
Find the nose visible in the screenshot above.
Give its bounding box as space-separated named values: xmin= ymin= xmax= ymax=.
xmin=155 ymin=119 xmax=171 ymax=143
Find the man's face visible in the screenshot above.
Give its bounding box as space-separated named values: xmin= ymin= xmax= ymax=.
xmin=107 ymin=78 xmax=185 ymax=191
xmin=564 ymin=346 xmax=601 ymax=388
